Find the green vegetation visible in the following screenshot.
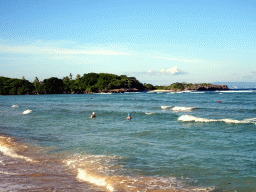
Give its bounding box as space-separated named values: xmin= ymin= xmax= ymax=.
xmin=154 ymin=82 xmax=214 ymax=91
xmin=0 ymin=73 xmax=154 ymax=95
xmin=0 ymin=76 xmax=34 ymax=95
xmin=0 ymin=74 xmax=227 ymax=95
xmin=154 ymin=85 xmax=165 ymax=90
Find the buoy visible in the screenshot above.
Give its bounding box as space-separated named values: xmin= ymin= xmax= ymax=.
xmin=182 ymin=100 xmax=184 ymax=102
xmin=218 ymin=100 xmax=221 ymax=103
xmin=135 ymin=98 xmax=136 ymax=100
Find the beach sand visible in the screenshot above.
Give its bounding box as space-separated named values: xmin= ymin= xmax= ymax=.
xmin=148 ymin=90 xmax=172 ymax=92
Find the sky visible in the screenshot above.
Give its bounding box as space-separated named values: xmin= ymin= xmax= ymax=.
xmin=1 ymin=0 xmax=256 ymax=85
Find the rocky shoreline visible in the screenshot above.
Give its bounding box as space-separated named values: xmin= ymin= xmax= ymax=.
xmin=28 ymin=85 xmax=230 ymax=95
xmin=149 ymin=84 xmax=229 ymax=92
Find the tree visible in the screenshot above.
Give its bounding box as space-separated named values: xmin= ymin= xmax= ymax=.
xmin=42 ymin=77 xmax=63 ymax=94
xmin=143 ymin=83 xmax=154 ymax=90
xmin=170 ymin=82 xmax=184 ymax=90
xmin=69 ymin=73 xmax=73 ymax=80
xmin=63 ymin=76 xmax=70 ymax=82
xmin=33 ymin=77 xmax=40 ymax=88
xmin=76 ymin=74 xmax=81 ymax=80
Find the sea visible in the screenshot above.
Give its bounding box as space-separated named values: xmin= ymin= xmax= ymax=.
xmin=0 ymin=90 xmax=255 ymax=192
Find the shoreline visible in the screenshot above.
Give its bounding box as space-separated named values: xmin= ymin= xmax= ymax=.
xmin=148 ymin=90 xmax=173 ymax=92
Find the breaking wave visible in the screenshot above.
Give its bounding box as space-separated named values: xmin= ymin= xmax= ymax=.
xmin=0 ymin=136 xmax=36 ymax=162
xmin=161 ymin=106 xmax=172 ymax=109
xmin=172 ymin=107 xmax=194 ymax=111
xmin=63 ymin=154 xmax=212 ymax=192
xmin=178 ymin=115 xmax=256 ymax=124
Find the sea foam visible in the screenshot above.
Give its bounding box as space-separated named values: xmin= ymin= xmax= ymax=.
xmin=77 ymin=169 xmax=114 ymax=191
xmin=219 ymin=90 xmax=254 ymax=93
xmin=0 ymin=136 xmax=35 ymax=162
xmin=178 ymin=115 xmax=255 ymax=124
xmin=172 ymin=106 xmax=194 ymax=111
xmin=63 ymin=154 xmax=193 ymax=192
xmin=161 ymin=106 xmax=172 ymax=109
xmin=23 ymin=109 xmax=32 ymax=114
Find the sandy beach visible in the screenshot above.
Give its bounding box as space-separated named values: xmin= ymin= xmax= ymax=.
xmin=148 ymin=90 xmax=173 ymax=92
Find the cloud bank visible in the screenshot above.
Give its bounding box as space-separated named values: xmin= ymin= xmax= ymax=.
xmin=129 ymin=66 xmax=187 ymax=76
xmin=148 ymin=66 xmax=187 ymax=76
xmin=0 ymin=45 xmax=133 ymax=56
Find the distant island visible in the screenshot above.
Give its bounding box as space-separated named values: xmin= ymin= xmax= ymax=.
xmin=0 ymin=73 xmax=229 ymax=95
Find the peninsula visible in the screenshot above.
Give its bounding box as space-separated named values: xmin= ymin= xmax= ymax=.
xmin=0 ymin=73 xmax=229 ymax=95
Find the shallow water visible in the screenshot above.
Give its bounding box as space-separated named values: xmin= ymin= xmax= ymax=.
xmin=0 ymin=91 xmax=256 ymax=191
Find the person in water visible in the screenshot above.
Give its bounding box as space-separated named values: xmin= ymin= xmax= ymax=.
xmin=127 ymin=113 xmax=132 ymax=120
xmin=91 ymin=112 xmax=96 ymax=118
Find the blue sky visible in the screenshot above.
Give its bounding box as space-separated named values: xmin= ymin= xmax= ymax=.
xmin=1 ymin=0 xmax=256 ymax=85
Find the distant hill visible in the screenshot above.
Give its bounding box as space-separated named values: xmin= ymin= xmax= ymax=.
xmin=213 ymin=82 xmax=256 ymax=89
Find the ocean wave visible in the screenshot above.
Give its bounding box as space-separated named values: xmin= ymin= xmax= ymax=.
xmin=63 ymin=154 xmax=213 ymax=192
xmin=77 ymin=168 xmax=114 ymax=191
xmin=218 ymin=90 xmax=254 ymax=93
xmin=161 ymin=106 xmax=172 ymax=109
xmin=22 ymin=109 xmax=32 ymax=114
xmin=172 ymin=107 xmax=194 ymax=111
xmin=124 ymin=92 xmax=140 ymax=93
xmin=0 ymin=136 xmax=36 ymax=162
xmin=190 ymin=91 xmax=205 ymax=94
xmin=178 ymin=115 xmax=256 ymax=124
xmin=95 ymin=93 xmax=113 ymax=94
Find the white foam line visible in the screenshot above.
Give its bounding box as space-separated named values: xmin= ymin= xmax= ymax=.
xmin=219 ymin=90 xmax=254 ymax=93
xmin=161 ymin=106 xmax=172 ymax=109
xmin=77 ymin=169 xmax=114 ymax=191
xmin=172 ymin=107 xmax=193 ymax=111
xmin=190 ymin=92 xmax=204 ymax=94
xmin=178 ymin=115 xmax=255 ymax=124
xmin=95 ymin=93 xmax=112 ymax=94
xmin=0 ymin=145 xmax=35 ymax=162
xmin=23 ymin=109 xmax=32 ymax=114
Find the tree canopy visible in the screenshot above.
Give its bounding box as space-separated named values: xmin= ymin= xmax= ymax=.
xmin=0 ymin=73 xmax=154 ymax=95
xmin=0 ymin=74 xmax=225 ymax=95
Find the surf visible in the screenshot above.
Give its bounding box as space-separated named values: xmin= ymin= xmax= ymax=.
xmin=23 ymin=109 xmax=32 ymax=114
xmin=0 ymin=136 xmax=36 ymax=162
xmin=172 ymin=106 xmax=194 ymax=111
xmin=178 ymin=115 xmax=256 ymax=124
xmin=63 ymin=154 xmax=211 ymax=192
xmin=161 ymin=106 xmax=172 ymax=109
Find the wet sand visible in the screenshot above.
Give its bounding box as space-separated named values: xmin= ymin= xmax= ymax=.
xmin=0 ymin=135 xmax=191 ymax=192
xmin=0 ymin=135 xmax=104 ymax=192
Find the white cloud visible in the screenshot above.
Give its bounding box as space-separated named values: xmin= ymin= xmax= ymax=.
xmin=160 ymin=66 xmax=187 ymax=75
xmin=133 ymin=66 xmax=187 ymax=76
xmin=0 ymin=45 xmax=133 ymax=56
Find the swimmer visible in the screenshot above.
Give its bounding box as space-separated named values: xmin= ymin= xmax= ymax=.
xmin=91 ymin=112 xmax=96 ymax=118
xmin=127 ymin=113 xmax=132 ymax=120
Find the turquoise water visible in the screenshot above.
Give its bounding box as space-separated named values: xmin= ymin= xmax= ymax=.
xmin=0 ymin=91 xmax=256 ymax=191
